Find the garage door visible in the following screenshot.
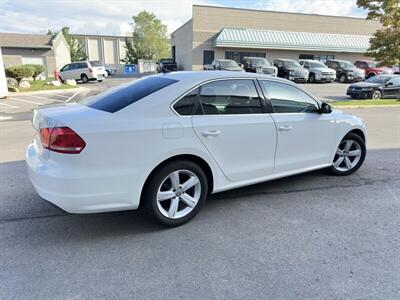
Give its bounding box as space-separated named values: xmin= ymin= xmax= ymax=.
xmin=22 ymin=56 xmax=45 ymax=65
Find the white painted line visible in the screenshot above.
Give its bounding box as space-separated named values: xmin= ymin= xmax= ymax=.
xmin=29 ymin=95 xmax=64 ymax=102
xmin=10 ymin=97 xmax=44 ymax=106
xmin=65 ymin=90 xmax=81 ymax=102
xmin=0 ymin=102 xmax=18 ymax=108
xmin=0 ymin=116 xmax=13 ymax=121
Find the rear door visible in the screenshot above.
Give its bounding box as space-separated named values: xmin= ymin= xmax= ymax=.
xmin=192 ymin=79 xmax=277 ymax=182
xmin=259 ymin=79 xmax=336 ymax=173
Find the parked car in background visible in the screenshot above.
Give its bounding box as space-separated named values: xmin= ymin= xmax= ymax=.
xmin=105 ymin=64 xmax=117 ymax=77
xmin=26 ymin=71 xmax=367 ymax=226
xmin=242 ymin=56 xmax=277 ymax=76
xmin=203 ymin=59 xmax=244 ymax=71
xmin=389 ymin=65 xmax=400 ymax=74
xmin=325 ymin=60 xmax=365 ymax=83
xmin=59 ymin=61 xmax=106 ymax=83
xmin=157 ymin=58 xmax=178 ymax=73
xmin=299 ymin=59 xmax=336 ymax=83
xmin=273 ymin=58 xmax=309 ymax=82
xmin=347 ymin=75 xmax=400 ymax=99
xmin=354 ymin=60 xmax=387 ymax=79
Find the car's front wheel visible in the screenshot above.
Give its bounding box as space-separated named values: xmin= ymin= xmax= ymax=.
xmin=309 ymin=73 xmax=315 ymax=83
xmin=339 ymin=74 xmax=347 ymax=83
xmin=143 ymin=160 xmax=208 ymax=226
xmin=330 ymin=133 xmax=366 ymax=176
xmin=372 ymin=90 xmax=382 ymax=100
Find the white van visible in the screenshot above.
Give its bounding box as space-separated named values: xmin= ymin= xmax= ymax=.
xmin=59 ymin=61 xmax=106 ymax=83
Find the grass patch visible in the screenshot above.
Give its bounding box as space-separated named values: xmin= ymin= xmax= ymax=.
xmin=332 ymin=99 xmax=400 ymax=106
xmin=23 ymin=80 xmax=75 ymax=92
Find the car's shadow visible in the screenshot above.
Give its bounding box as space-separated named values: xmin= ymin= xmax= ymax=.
xmin=1 ymin=147 xmax=398 ymax=241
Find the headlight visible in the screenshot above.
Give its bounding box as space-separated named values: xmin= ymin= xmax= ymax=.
xmin=289 ymin=70 xmax=294 ymax=75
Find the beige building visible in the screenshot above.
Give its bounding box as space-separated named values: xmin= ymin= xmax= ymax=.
xmin=171 ymin=5 xmax=381 ymax=70
xmin=71 ymin=34 xmax=130 ymax=71
xmin=0 ymin=32 xmax=71 ymax=77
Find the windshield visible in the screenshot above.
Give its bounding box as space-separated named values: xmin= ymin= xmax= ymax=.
xmin=160 ymin=59 xmax=173 ymax=63
xmin=90 ymin=61 xmax=103 ymax=67
xmin=219 ymin=60 xmax=240 ymax=68
xmin=310 ymin=61 xmax=327 ymax=68
xmin=365 ymin=76 xmax=391 ymax=84
xmin=284 ymin=60 xmax=301 ymax=68
xmin=367 ymin=62 xmax=377 ymax=67
xmin=249 ymin=58 xmax=272 ymax=67
xmin=339 ymin=61 xmax=355 ymax=68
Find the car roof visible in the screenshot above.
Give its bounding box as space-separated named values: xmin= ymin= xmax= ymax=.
xmin=300 ymin=59 xmax=323 ymax=62
xmin=275 ymin=58 xmax=296 ymax=61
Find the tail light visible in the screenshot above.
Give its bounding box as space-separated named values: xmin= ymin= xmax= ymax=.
xmin=89 ymin=67 xmax=93 ymax=73
xmin=39 ymin=127 xmax=86 ymax=154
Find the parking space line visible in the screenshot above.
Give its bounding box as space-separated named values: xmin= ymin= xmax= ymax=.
xmin=29 ymin=95 xmax=65 ymax=102
xmin=65 ymin=90 xmax=81 ymax=102
xmin=0 ymin=102 xmax=19 ymax=108
xmin=9 ymin=97 xmax=45 ymax=106
xmin=52 ymin=94 xmax=70 ymax=99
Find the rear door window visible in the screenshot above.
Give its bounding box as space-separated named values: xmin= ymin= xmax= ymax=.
xmin=79 ymin=76 xmax=178 ymax=113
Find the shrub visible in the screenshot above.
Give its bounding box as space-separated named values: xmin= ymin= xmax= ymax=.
xmin=24 ymin=64 xmax=45 ymax=79
xmin=5 ymin=65 xmax=34 ymax=82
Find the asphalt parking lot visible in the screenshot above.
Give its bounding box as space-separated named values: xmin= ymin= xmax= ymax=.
xmin=0 ymin=78 xmax=399 ymax=299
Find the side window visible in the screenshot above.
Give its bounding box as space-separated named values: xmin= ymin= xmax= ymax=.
xmin=78 ymin=62 xmax=87 ymax=69
xmin=275 ymin=61 xmax=283 ymax=68
xmin=173 ymin=88 xmax=198 ymax=116
xmin=61 ymin=64 xmax=70 ymax=71
xmin=199 ymin=79 xmax=263 ymax=115
xmin=388 ymin=77 xmax=400 ymax=86
xmin=260 ymin=80 xmax=319 ymax=113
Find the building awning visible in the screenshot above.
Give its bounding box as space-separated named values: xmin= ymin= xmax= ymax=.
xmin=213 ymin=28 xmax=371 ymax=53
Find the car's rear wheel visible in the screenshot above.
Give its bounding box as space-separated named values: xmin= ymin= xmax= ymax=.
xmin=106 ymin=70 xmax=110 ymax=77
xmin=81 ymin=74 xmax=89 ymax=84
xmin=143 ymin=160 xmax=208 ymax=226
xmin=372 ymin=90 xmax=382 ymax=100
xmin=330 ymin=133 xmax=366 ymax=176
xmin=339 ymin=74 xmax=347 ymax=83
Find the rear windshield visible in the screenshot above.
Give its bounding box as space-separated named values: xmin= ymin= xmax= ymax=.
xmin=79 ymin=76 xmax=178 ymax=113
xmin=90 ymin=61 xmax=103 ymax=67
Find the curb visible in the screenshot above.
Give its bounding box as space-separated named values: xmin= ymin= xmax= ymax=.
xmin=7 ymin=87 xmax=83 ymax=96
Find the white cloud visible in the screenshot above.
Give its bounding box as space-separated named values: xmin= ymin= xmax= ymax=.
xmin=0 ymin=0 xmax=217 ymax=36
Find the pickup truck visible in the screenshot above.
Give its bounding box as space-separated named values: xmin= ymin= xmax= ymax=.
xmin=157 ymin=58 xmax=178 ymax=73
xmin=203 ymin=59 xmax=244 ymax=72
xmin=243 ymin=57 xmax=277 ymax=76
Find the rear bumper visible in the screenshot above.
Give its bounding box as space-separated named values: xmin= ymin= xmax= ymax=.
xmin=26 ymin=143 xmax=139 ymax=213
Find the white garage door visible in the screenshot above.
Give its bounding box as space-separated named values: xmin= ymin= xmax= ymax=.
xmin=22 ymin=56 xmax=45 ymax=65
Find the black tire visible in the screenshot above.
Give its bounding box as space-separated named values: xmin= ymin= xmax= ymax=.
xmin=106 ymin=70 xmax=111 ymax=77
xmin=366 ymin=73 xmax=375 ymax=79
xmin=81 ymin=74 xmax=89 ymax=84
xmin=330 ymin=133 xmax=366 ymax=176
xmin=339 ymin=73 xmax=347 ymax=83
xmin=309 ymin=73 xmax=315 ymax=83
xmin=142 ymin=160 xmax=208 ymax=227
xmin=97 ymin=80 xmax=103 ymax=83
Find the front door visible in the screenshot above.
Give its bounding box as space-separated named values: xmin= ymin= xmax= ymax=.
xmin=382 ymin=77 xmax=400 ymax=98
xmin=192 ymin=79 xmax=277 ymax=182
xmin=259 ymin=79 xmax=336 ymax=173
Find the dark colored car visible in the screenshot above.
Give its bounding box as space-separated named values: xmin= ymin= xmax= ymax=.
xmin=273 ymin=58 xmax=309 ymax=82
xmin=157 ymin=58 xmax=178 ymax=73
xmin=203 ymin=59 xmax=244 ymax=71
xmin=325 ymin=60 xmax=365 ymax=83
xmin=242 ymin=57 xmax=277 ymax=76
xmin=346 ymin=75 xmax=400 ymax=99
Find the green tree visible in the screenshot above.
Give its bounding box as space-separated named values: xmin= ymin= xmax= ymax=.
xmin=357 ymin=0 xmax=400 ymax=65
xmin=47 ymin=26 xmax=87 ymax=61
xmin=123 ymin=10 xmax=170 ymax=64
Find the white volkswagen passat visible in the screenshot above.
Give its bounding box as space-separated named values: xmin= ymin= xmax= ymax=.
xmin=26 ymin=71 xmax=367 ymax=226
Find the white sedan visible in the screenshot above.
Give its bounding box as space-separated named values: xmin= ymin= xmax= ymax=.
xmin=26 ymin=72 xmax=367 ymax=226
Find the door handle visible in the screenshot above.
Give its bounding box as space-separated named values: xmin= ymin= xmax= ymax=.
xmin=278 ymin=125 xmax=292 ymax=131
xmin=201 ymin=130 xmax=221 ymax=137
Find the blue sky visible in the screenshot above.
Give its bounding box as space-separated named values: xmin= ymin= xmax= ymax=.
xmin=0 ymin=0 xmax=368 ymax=36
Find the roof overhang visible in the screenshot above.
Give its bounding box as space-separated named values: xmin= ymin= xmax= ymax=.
xmin=213 ymin=28 xmax=371 ymax=53
xmin=1 ymin=45 xmax=52 ymax=49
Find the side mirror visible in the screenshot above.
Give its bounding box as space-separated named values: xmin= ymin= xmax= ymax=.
xmin=320 ymin=102 xmax=332 ymax=114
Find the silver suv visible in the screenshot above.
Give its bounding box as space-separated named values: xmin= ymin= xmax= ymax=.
xmin=299 ymin=59 xmax=336 ymax=83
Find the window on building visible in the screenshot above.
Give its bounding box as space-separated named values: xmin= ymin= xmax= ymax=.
xmin=259 ymin=80 xmax=319 ymax=113
xmin=203 ymin=50 xmax=215 ymax=65
xmin=299 ymin=54 xmax=335 ymax=62
xmin=198 ymin=79 xmax=263 ymax=115
xmin=225 ymin=51 xmax=265 ymax=64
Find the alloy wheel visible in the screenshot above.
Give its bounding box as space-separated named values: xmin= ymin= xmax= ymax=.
xmin=156 ymin=169 xmax=201 ymax=219
xmin=339 ymin=74 xmax=346 ymax=83
xmin=333 ymin=139 xmax=362 ymax=172
xmin=372 ymin=90 xmax=382 ymax=100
